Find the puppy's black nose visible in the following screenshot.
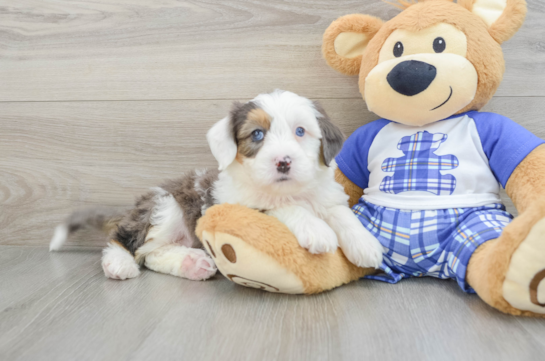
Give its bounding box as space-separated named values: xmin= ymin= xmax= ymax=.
xmin=276 ymin=159 xmax=291 ymax=174
xmin=387 ymin=60 xmax=436 ymax=96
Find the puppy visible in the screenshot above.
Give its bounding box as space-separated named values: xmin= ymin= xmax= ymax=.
xmin=50 ymin=90 xmax=383 ymax=280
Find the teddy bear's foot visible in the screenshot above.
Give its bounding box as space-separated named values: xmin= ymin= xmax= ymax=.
xmin=201 ymin=230 xmax=306 ymax=293
xmin=196 ymin=204 xmax=374 ymax=294
xmin=503 ymin=217 xmax=545 ymax=314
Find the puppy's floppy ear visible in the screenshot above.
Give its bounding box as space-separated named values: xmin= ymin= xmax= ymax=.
xmin=313 ymin=101 xmax=345 ymax=167
xmin=322 ymin=14 xmax=384 ymax=76
xmin=207 ymin=116 xmax=237 ymax=171
xmin=459 ymin=0 xmax=526 ymax=43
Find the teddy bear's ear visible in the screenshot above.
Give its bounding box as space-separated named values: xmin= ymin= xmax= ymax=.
xmin=322 ymin=14 xmax=384 ymax=76
xmin=459 ymin=0 xmax=527 ymax=43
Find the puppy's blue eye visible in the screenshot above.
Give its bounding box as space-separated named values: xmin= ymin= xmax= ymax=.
xmin=295 ymin=127 xmax=305 ymax=137
xmin=251 ymin=129 xmax=264 ymax=142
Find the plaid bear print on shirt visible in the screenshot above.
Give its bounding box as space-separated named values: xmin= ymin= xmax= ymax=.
xmin=380 ymin=131 xmax=459 ymax=195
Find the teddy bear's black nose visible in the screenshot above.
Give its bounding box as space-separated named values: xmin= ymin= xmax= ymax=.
xmin=387 ymin=60 xmax=437 ymax=96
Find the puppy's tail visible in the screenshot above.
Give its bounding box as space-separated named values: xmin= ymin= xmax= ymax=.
xmin=49 ymin=207 xmax=125 ymax=251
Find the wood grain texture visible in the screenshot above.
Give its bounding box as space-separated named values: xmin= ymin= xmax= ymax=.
xmin=0 ymin=245 xmax=544 ymax=361
xmin=0 ymin=0 xmax=544 ymax=102
xmin=2 ymin=97 xmax=544 ymax=246
xmin=0 ymin=97 xmax=375 ymax=247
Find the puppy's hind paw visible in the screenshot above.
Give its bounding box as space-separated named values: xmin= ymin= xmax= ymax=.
xmin=101 ymin=242 xmax=141 ymax=280
xmin=180 ymin=249 xmax=217 ymax=281
xmin=102 ymin=260 xmax=141 ymax=280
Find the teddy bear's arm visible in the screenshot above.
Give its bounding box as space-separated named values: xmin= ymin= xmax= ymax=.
xmin=505 ymin=144 xmax=545 ymax=214
xmin=335 ymin=168 xmax=363 ymax=208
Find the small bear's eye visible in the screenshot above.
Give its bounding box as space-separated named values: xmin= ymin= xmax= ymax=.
xmin=393 ymin=42 xmax=404 ymax=57
xmin=433 ymin=37 xmax=446 ymax=53
xmin=295 ymin=127 xmax=305 ymax=137
xmin=251 ymin=129 xmax=264 ymax=142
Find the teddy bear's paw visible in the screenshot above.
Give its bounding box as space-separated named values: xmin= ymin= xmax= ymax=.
xmin=292 ymin=216 xmax=339 ymax=254
xmin=201 ymin=230 xmax=305 ymax=294
xmin=339 ymin=227 xmax=383 ymax=268
xmin=503 ymin=217 xmax=545 ymax=314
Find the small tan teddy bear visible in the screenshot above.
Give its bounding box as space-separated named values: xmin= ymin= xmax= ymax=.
xmin=198 ymin=0 xmax=545 ymax=318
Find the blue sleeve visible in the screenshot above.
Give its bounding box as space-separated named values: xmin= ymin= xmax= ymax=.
xmin=335 ymin=119 xmax=391 ymax=189
xmin=471 ymin=111 xmax=544 ymax=188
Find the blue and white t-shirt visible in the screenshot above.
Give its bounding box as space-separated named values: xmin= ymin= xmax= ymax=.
xmin=336 ymin=111 xmax=544 ymax=210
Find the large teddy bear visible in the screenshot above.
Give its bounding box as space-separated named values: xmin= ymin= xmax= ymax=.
xmin=197 ymin=0 xmax=545 ymax=317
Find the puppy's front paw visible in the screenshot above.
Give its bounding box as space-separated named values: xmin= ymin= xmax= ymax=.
xmin=340 ymin=227 xmax=383 ymax=268
xmin=293 ymin=217 xmax=338 ymax=254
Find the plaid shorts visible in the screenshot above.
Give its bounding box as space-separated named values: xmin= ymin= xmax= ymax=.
xmin=353 ymin=200 xmax=513 ymax=293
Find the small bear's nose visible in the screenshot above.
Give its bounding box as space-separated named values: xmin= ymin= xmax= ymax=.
xmin=387 ymin=60 xmax=437 ymax=96
xmin=276 ymin=157 xmax=291 ymax=174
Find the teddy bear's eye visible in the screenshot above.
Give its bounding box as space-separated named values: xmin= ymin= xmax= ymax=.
xmin=393 ymin=41 xmax=404 ymax=57
xmin=433 ymin=37 xmax=446 ymax=53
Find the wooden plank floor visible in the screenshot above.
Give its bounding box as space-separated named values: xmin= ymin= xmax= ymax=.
xmin=2 ymin=0 xmax=545 ymax=359
xmin=1 ymin=245 xmax=545 ymax=361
